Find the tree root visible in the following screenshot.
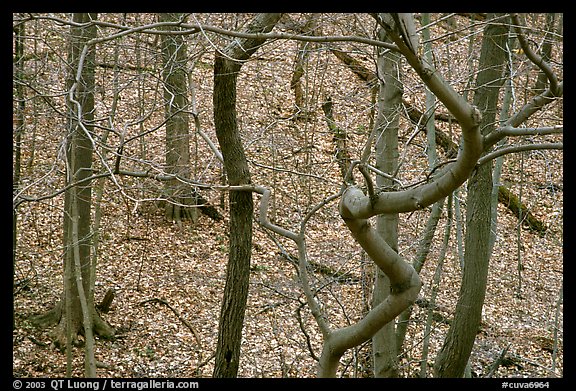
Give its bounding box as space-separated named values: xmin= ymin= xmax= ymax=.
xmin=29 ymin=298 xmax=115 ymax=351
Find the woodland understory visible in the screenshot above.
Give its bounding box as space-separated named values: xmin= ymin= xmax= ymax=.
xmin=12 ymin=13 xmax=562 ymax=378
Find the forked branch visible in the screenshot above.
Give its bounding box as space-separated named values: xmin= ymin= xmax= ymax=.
xmin=324 ymin=12 xmax=484 ymax=377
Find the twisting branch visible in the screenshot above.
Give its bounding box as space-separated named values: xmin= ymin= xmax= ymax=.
xmin=253 ymin=184 xmax=342 ymax=340
xmin=506 ymin=81 xmax=563 ymax=130
xmin=319 ymin=12 xmax=484 ymax=378
xmin=511 ymin=13 xmax=560 ymax=95
xmin=342 ymin=13 xmax=484 ymax=218
xmin=18 ymin=14 xmax=401 ymax=52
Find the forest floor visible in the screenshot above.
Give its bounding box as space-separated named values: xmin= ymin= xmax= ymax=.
xmin=12 ymin=14 xmax=563 ymax=379
xmin=12 ymin=136 xmax=564 ymax=378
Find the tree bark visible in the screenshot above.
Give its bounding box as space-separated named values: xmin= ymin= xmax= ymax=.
xmin=533 ymin=14 xmax=557 ymax=95
xmin=212 ymin=13 xmax=282 ymax=378
xmin=323 ymin=12 xmax=484 ymax=378
xmin=13 ymin=16 xmax=25 ymax=294
xmin=158 ymin=13 xmax=222 ymax=223
xmin=331 ymin=43 xmax=547 ymax=230
xmin=30 ymin=12 xmax=114 ymax=350
xmin=372 ymin=26 xmax=402 ymax=378
xmin=321 ymin=97 xmax=353 ymax=184
xmin=434 ymin=13 xmax=509 ymax=378
xmin=159 ymin=13 xmax=194 ymax=223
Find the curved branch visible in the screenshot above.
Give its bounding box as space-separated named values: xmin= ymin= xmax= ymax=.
xmin=327 ymin=13 xmax=485 ymax=376
xmin=505 ymin=81 xmax=563 ymax=129
xmin=254 ymin=186 xmax=299 ymax=242
xmin=322 ymin=13 xmax=459 ymax=378
xmin=339 ymin=123 xmax=481 ymax=216
xmin=339 ymin=13 xmax=483 ymax=218
xmin=254 ymin=185 xmax=341 ymax=339
xmin=483 ymin=125 xmax=563 ymax=148
xmin=482 ymin=81 xmax=563 ymax=152
xmin=477 ymin=142 xmax=562 ymax=166
xmin=319 ymin=214 xmax=421 ymax=377
xmin=511 ymin=13 xmax=560 ymax=95
xmin=374 ymin=13 xmax=481 ymax=130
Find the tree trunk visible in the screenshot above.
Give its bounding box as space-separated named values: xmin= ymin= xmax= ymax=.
xmin=159 ymin=13 xmax=195 ymax=223
xmin=212 ymin=13 xmax=282 ymax=378
xmin=30 ymin=12 xmax=114 ymax=349
xmin=13 ymin=15 xmax=25 ymax=290
xmin=434 ymin=13 xmax=509 ymax=378
xmin=533 ymin=13 xmax=557 ymax=95
xmin=290 ymin=13 xmax=319 ymax=117
xmin=212 ymin=46 xmax=250 ymax=380
xmin=321 ymin=97 xmax=353 ymax=184
xmin=157 ymin=14 xmax=223 ymax=223
xmin=372 ymin=26 xmax=402 ymax=378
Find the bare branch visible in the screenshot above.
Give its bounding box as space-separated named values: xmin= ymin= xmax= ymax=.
xmin=20 ymin=13 xmax=400 ymax=52
xmin=484 ymin=125 xmax=563 ymax=148
xmin=483 ymin=82 xmax=563 ymax=151
xmin=477 ymin=142 xmax=562 ymax=166
xmin=337 ymin=13 xmax=485 ymax=218
xmin=511 ymin=13 xmax=560 ymax=95
xmin=193 ymin=113 xmax=223 ymax=164
xmin=505 ymin=82 xmax=563 ymax=129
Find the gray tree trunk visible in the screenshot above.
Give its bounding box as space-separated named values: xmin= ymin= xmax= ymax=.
xmin=13 ymin=17 xmax=25 ymax=288
xmin=329 ymin=12 xmax=484 ymax=378
xmin=533 ymin=13 xmax=557 ymax=94
xmin=30 ymin=12 xmax=114 ymax=350
xmin=290 ymin=13 xmax=319 ymax=116
xmin=434 ymin=13 xmax=509 ymax=378
xmin=212 ymin=13 xmax=282 ymax=378
xmin=372 ymin=26 xmax=402 ymax=378
xmin=159 ymin=13 xmax=195 ymax=223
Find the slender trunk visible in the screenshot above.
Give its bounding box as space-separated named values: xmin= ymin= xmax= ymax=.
xmin=395 ymin=199 xmax=443 ymax=354
xmin=63 ymin=12 xmax=99 ymax=344
xmin=30 ymin=12 xmax=114 ymax=351
xmin=13 ymin=16 xmax=25 ymax=282
xmin=396 ymin=13 xmax=443 ymax=362
xmin=372 ymin=26 xmax=401 ymax=378
xmin=212 ymin=13 xmax=282 ymax=378
xmin=434 ymin=14 xmax=509 ymax=377
xmin=290 ymin=13 xmax=319 ymax=115
xmin=533 ymin=13 xmax=556 ymax=95
xmin=212 ymin=52 xmax=252 ymax=379
xmin=70 ymin=180 xmax=96 ymax=377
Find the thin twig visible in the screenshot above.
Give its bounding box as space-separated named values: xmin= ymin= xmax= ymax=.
xmin=139 ymin=297 xmax=203 ymax=351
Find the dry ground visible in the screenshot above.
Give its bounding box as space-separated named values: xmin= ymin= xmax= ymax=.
xmin=13 ymin=13 xmax=563 ymax=378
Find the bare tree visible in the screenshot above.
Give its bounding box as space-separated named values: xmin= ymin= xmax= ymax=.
xmin=371 ymin=24 xmax=403 ymax=378
xmin=159 ymin=13 xmax=195 ymax=223
xmin=434 ymin=13 xmax=510 ymax=377
xmin=212 ymin=13 xmax=283 ymax=378
xmin=13 ymin=13 xmax=562 ymax=378
xmin=13 ymin=14 xmax=25 ymax=275
xmin=30 ymin=14 xmax=114 ymax=372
